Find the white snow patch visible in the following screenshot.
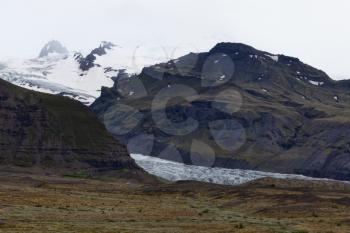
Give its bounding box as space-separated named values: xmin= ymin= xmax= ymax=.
xmin=309 ymin=80 xmax=324 ymax=86
xmin=265 ymin=54 xmax=279 ymax=62
xmin=219 ymin=75 xmax=226 ymax=80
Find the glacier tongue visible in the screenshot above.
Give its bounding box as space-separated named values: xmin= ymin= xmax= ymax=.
xmin=131 ymin=154 xmax=335 ymax=186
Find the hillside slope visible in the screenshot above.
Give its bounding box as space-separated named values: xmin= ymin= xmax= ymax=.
xmin=0 ymin=78 xmax=139 ymax=174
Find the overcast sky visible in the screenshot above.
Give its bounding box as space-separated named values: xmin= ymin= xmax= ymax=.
xmin=1 ymin=0 xmax=350 ymax=79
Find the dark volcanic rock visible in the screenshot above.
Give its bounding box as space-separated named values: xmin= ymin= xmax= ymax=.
xmin=76 ymin=41 xmax=115 ymax=71
xmin=91 ymin=42 xmax=350 ymax=181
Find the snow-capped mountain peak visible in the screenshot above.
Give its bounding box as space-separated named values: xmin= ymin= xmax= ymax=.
xmin=0 ymin=41 xmax=186 ymax=105
xmin=0 ymin=41 xmax=119 ymax=105
xmin=38 ymin=40 xmax=69 ymax=58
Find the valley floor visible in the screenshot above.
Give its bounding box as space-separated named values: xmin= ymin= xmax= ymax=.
xmin=0 ymin=172 xmax=349 ymax=233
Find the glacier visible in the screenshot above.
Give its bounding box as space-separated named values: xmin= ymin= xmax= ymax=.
xmin=131 ymin=154 xmax=339 ymax=186
xmin=0 ymin=41 xmax=193 ymax=105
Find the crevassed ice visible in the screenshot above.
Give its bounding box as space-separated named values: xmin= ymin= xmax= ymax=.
xmin=131 ymin=154 xmax=338 ymax=186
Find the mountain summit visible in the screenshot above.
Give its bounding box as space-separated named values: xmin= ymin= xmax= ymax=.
xmin=91 ymin=42 xmax=350 ymax=181
xmin=38 ymin=40 xmax=69 ymax=57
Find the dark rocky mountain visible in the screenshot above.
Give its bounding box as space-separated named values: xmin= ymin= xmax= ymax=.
xmin=38 ymin=40 xmax=69 ymax=57
xmin=91 ymin=42 xmax=350 ymax=181
xmin=75 ymin=41 xmax=116 ymax=71
xmin=0 ymin=78 xmax=140 ymax=175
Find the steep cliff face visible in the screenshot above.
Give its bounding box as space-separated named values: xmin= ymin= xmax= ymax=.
xmin=0 ymin=78 xmax=139 ymax=174
xmin=91 ymin=42 xmax=350 ymax=180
